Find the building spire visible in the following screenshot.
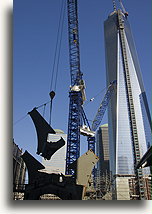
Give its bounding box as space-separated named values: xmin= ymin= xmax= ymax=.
xmin=119 ymin=0 xmax=129 ymax=16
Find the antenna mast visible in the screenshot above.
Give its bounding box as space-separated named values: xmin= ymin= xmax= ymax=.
xmin=119 ymin=0 xmax=128 ymax=16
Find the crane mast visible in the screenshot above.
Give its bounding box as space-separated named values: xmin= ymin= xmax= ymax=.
xmin=65 ymin=0 xmax=116 ymax=176
xmin=66 ymin=0 xmax=86 ymax=175
xmin=67 ymin=0 xmax=82 ymax=86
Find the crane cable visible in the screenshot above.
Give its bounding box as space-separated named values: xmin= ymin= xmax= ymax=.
xmin=84 ymin=86 xmax=107 ymax=106
xmin=49 ymin=0 xmax=66 ymax=91
xmin=14 ymin=1 xmax=66 ymax=127
xmin=13 ymin=100 xmax=51 ymax=126
xmin=49 ymin=0 xmax=66 ymax=125
xmin=13 ymin=114 xmax=28 ymax=126
xmin=54 ymin=1 xmax=66 ymax=92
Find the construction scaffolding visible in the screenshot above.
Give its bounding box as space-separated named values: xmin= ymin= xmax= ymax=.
xmin=83 ymin=170 xmax=112 ymax=200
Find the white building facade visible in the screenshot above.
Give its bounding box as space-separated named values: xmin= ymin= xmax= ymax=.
xmin=42 ymin=129 xmax=67 ymax=175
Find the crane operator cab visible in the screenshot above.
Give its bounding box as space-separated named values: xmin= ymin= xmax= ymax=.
xmin=70 ymin=79 xmax=86 ymax=104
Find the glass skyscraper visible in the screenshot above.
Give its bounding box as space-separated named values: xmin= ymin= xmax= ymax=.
xmin=96 ymin=124 xmax=109 ymax=175
xmin=104 ymin=10 xmax=151 ymax=200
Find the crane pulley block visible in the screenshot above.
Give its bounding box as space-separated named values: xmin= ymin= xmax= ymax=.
xmin=49 ymin=91 xmax=56 ymax=100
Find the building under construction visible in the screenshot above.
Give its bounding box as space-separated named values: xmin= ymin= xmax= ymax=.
xmin=104 ymin=3 xmax=152 ymax=199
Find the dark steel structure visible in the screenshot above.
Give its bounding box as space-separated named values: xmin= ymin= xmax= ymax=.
xmin=28 ymin=108 xmax=65 ymax=160
xmin=22 ymin=151 xmax=83 ymax=200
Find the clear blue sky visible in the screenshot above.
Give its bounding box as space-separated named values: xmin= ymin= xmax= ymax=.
xmin=13 ymin=0 xmax=151 ymax=160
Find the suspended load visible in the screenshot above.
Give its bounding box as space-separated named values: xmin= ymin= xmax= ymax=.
xmin=28 ymin=108 xmax=65 ymax=160
xmin=42 ymin=137 xmax=65 ymax=160
xmin=80 ymin=125 xmax=95 ymax=137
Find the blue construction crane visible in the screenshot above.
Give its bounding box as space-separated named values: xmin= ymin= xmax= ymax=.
xmin=65 ymin=0 xmax=86 ymax=175
xmin=80 ymin=80 xmax=117 ymax=153
xmin=91 ymin=80 xmax=117 ymax=132
xmin=65 ymin=0 xmax=116 ymax=175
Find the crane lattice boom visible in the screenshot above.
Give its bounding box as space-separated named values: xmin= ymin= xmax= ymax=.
xmin=91 ymin=80 xmax=116 ymax=132
xmin=87 ymin=80 xmax=116 ymax=152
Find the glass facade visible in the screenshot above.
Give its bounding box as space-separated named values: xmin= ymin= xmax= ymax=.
xmin=104 ymin=11 xmax=151 ymax=178
xmin=96 ymin=124 xmax=110 ymax=175
xmin=116 ymin=34 xmax=134 ymax=174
